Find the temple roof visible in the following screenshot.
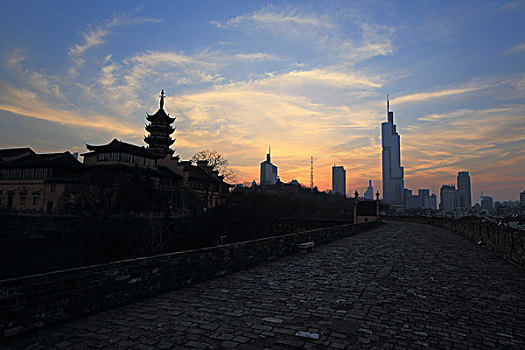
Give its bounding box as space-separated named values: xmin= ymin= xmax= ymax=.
xmin=146 ymin=109 xmax=175 ymax=123
xmin=144 ymin=136 xmax=176 ymax=146
xmin=0 ymin=147 xmax=35 ymax=162
xmin=85 ymin=139 xmax=164 ymax=159
xmin=145 ymin=123 xmax=175 ymax=134
xmin=0 ymin=151 xmax=83 ymax=169
xmin=146 ymin=90 xmax=175 ymax=123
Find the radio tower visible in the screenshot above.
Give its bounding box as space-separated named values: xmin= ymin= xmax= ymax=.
xmin=310 ymin=156 xmax=314 ymax=189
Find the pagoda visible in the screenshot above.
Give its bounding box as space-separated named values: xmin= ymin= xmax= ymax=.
xmin=144 ymin=90 xmax=175 ymax=156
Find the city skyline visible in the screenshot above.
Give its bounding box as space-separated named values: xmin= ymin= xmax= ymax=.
xmin=0 ymin=1 xmax=524 ymax=201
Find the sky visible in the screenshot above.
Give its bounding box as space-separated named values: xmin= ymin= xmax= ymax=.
xmin=0 ymin=0 xmax=524 ymax=202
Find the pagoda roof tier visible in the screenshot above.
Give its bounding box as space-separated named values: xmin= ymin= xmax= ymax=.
xmin=146 ymin=109 xmax=175 ymax=124
xmin=150 ymin=147 xmax=175 ymax=155
xmin=144 ymin=136 xmax=176 ymax=146
xmin=145 ymin=124 xmax=175 ymax=134
xmin=86 ymin=139 xmax=164 ymax=159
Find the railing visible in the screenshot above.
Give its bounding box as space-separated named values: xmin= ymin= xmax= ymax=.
xmin=391 ymin=215 xmax=525 ymax=269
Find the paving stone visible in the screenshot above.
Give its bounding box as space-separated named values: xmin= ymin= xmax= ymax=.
xmin=4 ymin=222 xmax=525 ymax=350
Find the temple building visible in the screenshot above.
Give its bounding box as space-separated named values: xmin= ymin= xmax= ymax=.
xmin=0 ymin=150 xmax=85 ymax=213
xmin=144 ymin=90 xmax=175 ymax=156
xmin=0 ymin=90 xmax=231 ymax=215
xmin=381 ymin=95 xmax=405 ymax=209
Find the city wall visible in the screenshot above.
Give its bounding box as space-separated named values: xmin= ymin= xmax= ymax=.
xmin=0 ymin=220 xmax=381 ymax=339
xmin=391 ymin=216 xmax=525 ymax=269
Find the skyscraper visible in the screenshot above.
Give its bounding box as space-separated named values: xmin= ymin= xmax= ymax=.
xmin=332 ymin=165 xmax=346 ymax=196
xmin=440 ymin=185 xmax=457 ymax=213
xmin=364 ymin=180 xmax=374 ymax=200
xmin=382 ymin=95 xmax=404 ymax=207
xmin=260 ymin=147 xmax=277 ymax=185
xmin=457 ymin=171 xmax=472 ymax=210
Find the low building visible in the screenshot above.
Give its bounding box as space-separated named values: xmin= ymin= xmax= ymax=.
xmin=354 ymin=191 xmax=380 ymax=224
xmin=0 ymin=150 xmax=85 ymax=213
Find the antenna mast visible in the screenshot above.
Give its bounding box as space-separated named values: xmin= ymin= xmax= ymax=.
xmin=310 ymin=156 xmax=314 ymax=189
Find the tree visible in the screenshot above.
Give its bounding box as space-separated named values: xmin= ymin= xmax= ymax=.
xmin=192 ymin=149 xmax=237 ymax=182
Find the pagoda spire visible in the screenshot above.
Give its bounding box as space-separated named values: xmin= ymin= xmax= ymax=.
xmin=159 ymin=89 xmax=165 ymax=110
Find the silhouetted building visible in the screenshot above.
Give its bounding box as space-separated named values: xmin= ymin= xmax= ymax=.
xmin=481 ymin=195 xmax=494 ymax=214
xmin=83 ymin=138 xmax=163 ymax=169
xmin=404 ymin=189 xmax=421 ymax=209
xmin=0 ymin=148 xmax=35 ymax=162
xmin=354 ymin=191 xmax=380 ymax=224
xmin=332 ymin=165 xmax=346 ymax=196
xmin=440 ymin=185 xmax=457 ymax=213
xmin=260 ymin=148 xmax=277 ymax=185
xmin=0 ymin=149 xmax=84 ymax=213
xmin=457 ymin=171 xmax=472 ymax=210
xmin=382 ymin=95 xmax=404 ymax=208
xmin=144 ymin=90 xmax=175 ymax=156
xmin=418 ymin=189 xmax=436 ymax=210
xmin=520 ymin=190 xmax=525 ymax=207
xmin=364 ymin=180 xmax=374 ymax=200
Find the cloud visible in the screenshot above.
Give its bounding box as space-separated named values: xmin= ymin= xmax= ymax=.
xmin=214 ymin=8 xmax=332 ymax=29
xmin=68 ymin=26 xmax=109 ymax=57
xmin=234 ymin=52 xmax=279 ymax=61
xmin=5 ymin=48 xmax=26 ymax=69
xmin=68 ymin=12 xmax=163 ymax=58
xmin=505 ymin=41 xmax=525 ymax=55
xmin=392 ymin=85 xmax=485 ymax=105
xmin=0 ymin=82 xmax=138 ymax=136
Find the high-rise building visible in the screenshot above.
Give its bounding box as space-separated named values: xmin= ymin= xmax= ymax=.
xmin=364 ymin=180 xmax=374 ymax=200
xmin=425 ymin=194 xmax=437 ymax=210
xmin=520 ymin=190 xmax=525 ymax=207
xmin=457 ymin=171 xmax=472 ymax=210
xmin=382 ymin=95 xmax=404 ymax=208
xmin=481 ymin=195 xmax=494 ymax=213
xmin=332 ymin=165 xmax=346 ymax=196
xmin=260 ymin=148 xmax=277 ymax=185
xmin=440 ymin=185 xmax=457 ymax=213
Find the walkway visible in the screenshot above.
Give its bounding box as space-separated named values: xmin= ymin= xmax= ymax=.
xmin=4 ymin=222 xmax=525 ymax=349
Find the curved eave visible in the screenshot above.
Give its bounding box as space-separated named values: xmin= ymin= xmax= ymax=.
xmin=146 ymin=111 xmax=176 ymax=124
xmin=145 ymin=124 xmax=176 ymax=134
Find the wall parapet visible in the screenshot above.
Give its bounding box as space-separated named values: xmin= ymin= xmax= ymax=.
xmin=390 ymin=216 xmax=525 ymax=269
xmin=0 ymin=220 xmax=381 ymax=339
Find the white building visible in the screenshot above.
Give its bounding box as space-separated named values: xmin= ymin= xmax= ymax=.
xmin=382 ymin=96 xmax=404 ymax=208
xmin=260 ymin=148 xmax=278 ymax=185
xmin=332 ymin=165 xmax=346 ymax=196
xmin=364 ymin=180 xmax=374 ymax=200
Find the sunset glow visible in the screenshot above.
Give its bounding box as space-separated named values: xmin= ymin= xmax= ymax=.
xmin=1 ymin=1 xmax=524 ymax=201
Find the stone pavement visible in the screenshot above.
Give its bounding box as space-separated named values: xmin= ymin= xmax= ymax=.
xmin=4 ymin=222 xmax=525 ymax=349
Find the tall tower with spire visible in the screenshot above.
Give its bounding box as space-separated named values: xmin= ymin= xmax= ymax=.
xmin=381 ymin=95 xmax=404 ymax=208
xmin=144 ymin=90 xmax=175 ymax=156
xmin=260 ymin=146 xmax=278 ymax=185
